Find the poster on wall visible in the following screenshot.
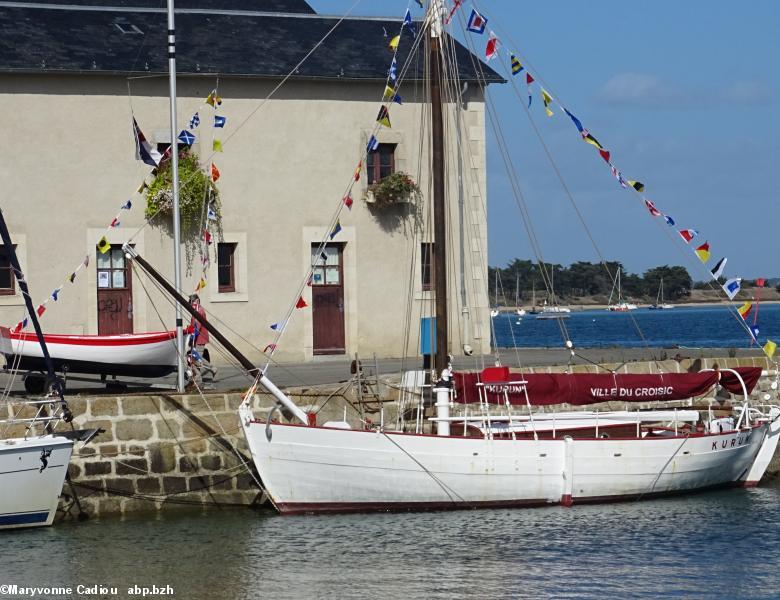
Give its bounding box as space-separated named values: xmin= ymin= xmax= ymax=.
xmin=98 ymin=271 xmax=110 ymax=288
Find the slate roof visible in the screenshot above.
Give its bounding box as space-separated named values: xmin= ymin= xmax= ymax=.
xmin=0 ymin=2 xmax=503 ymax=83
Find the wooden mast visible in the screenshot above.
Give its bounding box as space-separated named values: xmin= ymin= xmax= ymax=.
xmin=429 ymin=4 xmax=448 ymax=374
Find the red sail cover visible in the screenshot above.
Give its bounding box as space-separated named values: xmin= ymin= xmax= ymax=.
xmin=453 ymin=367 xmax=762 ymax=406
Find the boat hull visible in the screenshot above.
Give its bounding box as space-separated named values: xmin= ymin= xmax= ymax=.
xmin=240 ymin=409 xmax=768 ymax=515
xmin=0 ymin=436 xmax=73 ymax=529
xmin=4 ymin=331 xmax=177 ymax=378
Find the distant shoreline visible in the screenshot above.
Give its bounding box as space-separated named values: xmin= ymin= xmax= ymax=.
xmin=502 ymin=300 xmax=780 ymax=312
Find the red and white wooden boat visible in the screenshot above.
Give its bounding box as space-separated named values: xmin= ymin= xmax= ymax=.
xmin=1 ymin=328 xmax=177 ymax=379
xmin=239 ymin=365 xmax=780 ymax=515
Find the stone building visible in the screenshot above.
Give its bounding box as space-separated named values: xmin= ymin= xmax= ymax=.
xmin=0 ymin=0 xmax=499 ymax=364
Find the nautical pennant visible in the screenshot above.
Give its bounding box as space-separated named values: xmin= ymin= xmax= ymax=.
xmin=367 ymin=135 xmax=379 ymax=153
xmin=354 ymin=161 xmax=362 ymax=181
xmin=627 ymin=180 xmax=645 ymax=192
xmin=205 ymin=90 xmax=222 ymax=107
xmin=764 ymin=340 xmax=777 ymax=359
xmin=36 ymin=304 xmax=46 ymax=317
xmin=541 ymin=89 xmax=554 ymax=117
xmin=343 ymin=193 xmax=354 ymax=210
xmin=189 ymin=113 xmax=200 ymax=129
xmin=270 ymin=322 xmax=286 ymax=331
xmin=737 ymin=302 xmax=753 ymax=320
xmin=678 ymin=229 xmax=698 ymax=243
xmin=581 ymin=129 xmax=603 ymax=149
xmin=723 ymin=277 xmax=742 ymax=300
xmin=415 ymin=0 xmax=424 ymax=7
xmin=178 ymin=130 xmax=195 ymax=146
xmin=750 ymin=325 xmax=760 ymax=340
xmin=644 ymin=199 xmax=661 ymax=216
xmin=51 ymin=287 xmax=62 ymax=302
xmin=137 ymin=181 xmax=149 ymax=195
xmin=330 ymin=221 xmax=342 ymax=240
xmin=263 ymin=344 xmax=277 ymax=353
xmin=485 ymin=32 xmax=499 ymax=61
xmin=207 ymin=205 xmax=218 ymax=220
xmin=295 ymin=296 xmax=308 ymax=309
xmin=445 ymin=0 xmax=463 ymax=24
xmin=211 ymin=163 xmax=220 ymax=182
xmin=756 ymin=278 xmax=766 ymax=287
xmin=611 ymin=166 xmax=628 ymax=188
xmin=196 ymin=277 xmax=206 ymax=292
xmin=97 ymin=236 xmax=111 ymax=254
xmin=320 ymin=251 xmax=328 ymax=262
xmin=110 ymin=217 xmax=120 ymax=228
xmin=388 ymin=35 xmax=400 ymax=52
xmin=69 ymin=272 xmax=76 ymax=283
xmin=121 ymin=199 xmax=132 ymax=210
xmin=388 ymin=57 xmax=397 ymax=82
xmin=466 ymin=9 xmax=487 ymax=34
xmin=132 ymin=118 xmax=162 ymax=167
xmin=214 ymin=115 xmax=226 ymax=128
xmin=377 ymin=106 xmax=391 ymax=128
xmin=212 ymin=139 xmax=223 ymax=152
xmin=383 ymin=85 xmax=402 ymax=104
xmin=710 ymin=257 xmax=727 ymax=279
xmin=526 ymin=73 xmax=534 ymax=107
xmin=204 ymin=230 xmax=213 ymax=245
xmin=563 ymin=108 xmax=583 ymax=132
xmin=663 ymin=214 xmax=675 ymax=226
xmin=510 ymin=54 xmax=524 ymax=75
xmin=694 ymin=241 xmax=711 ymax=263
xmin=598 ymin=149 xmax=611 ymax=163
xmin=403 ymin=8 xmax=416 ymax=37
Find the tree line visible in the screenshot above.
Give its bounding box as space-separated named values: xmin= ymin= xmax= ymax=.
xmin=488 ymin=259 xmax=693 ymax=304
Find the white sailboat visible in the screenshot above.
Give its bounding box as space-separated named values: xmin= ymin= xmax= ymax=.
xmin=130 ymin=3 xmax=780 ymax=515
xmin=514 ymin=274 xmax=525 ymax=318
xmin=649 ymin=277 xmax=675 ymax=310
xmin=607 ymin=270 xmax=638 ymax=311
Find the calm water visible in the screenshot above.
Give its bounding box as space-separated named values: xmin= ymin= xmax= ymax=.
xmin=493 ymin=304 xmax=780 ymax=349
xmin=3 ymin=484 xmax=780 ymax=599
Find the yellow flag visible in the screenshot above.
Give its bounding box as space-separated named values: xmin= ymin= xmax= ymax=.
xmin=213 ymin=139 xmax=223 ymax=152
xmin=737 ymin=301 xmax=752 ymax=320
xmin=541 ymin=88 xmax=553 ymax=117
xmin=376 ymin=106 xmax=391 ymax=128
xmin=383 ymin=85 xmax=396 ymax=101
xmin=764 ymin=340 xmax=777 ymax=359
xmin=205 ymin=90 xmax=222 ymax=107
xmin=388 ymin=35 xmax=400 ymax=52
xmin=197 ymin=277 xmax=206 ymax=292
xmin=136 ymin=181 xmax=148 ymax=194
xmin=97 ymin=236 xmax=111 ymax=254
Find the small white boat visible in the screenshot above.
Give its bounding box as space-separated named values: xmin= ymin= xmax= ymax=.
xmin=2 ymin=329 xmax=177 ymax=380
xmin=0 ymin=435 xmax=74 ymax=529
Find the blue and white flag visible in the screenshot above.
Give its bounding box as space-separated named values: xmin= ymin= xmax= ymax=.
xmin=207 ymin=205 xmax=217 ymax=220
xmin=366 ymin=135 xmax=379 ymax=153
xmin=132 ymin=118 xmax=162 ymax=167
xmin=723 ymin=277 xmax=742 ymax=300
xmin=189 ymin=113 xmax=200 ymax=129
xmin=750 ymin=325 xmax=760 ymax=340
xmin=51 ymin=287 xmax=62 ymax=302
xmin=214 ymin=115 xmax=226 ymax=128
xmin=120 ymin=199 xmax=132 ymax=210
xmin=663 ymin=214 xmax=675 ymax=226
xmin=178 ymin=130 xmax=196 ymax=145
xmin=466 ymin=9 xmax=488 ymax=34
xmin=403 ymin=9 xmax=416 ymax=37
xmin=388 ymin=57 xmax=397 ymax=82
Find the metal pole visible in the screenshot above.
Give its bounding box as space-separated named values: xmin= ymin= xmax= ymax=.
xmin=167 ymin=0 xmax=185 ymax=391
xmin=429 ymin=3 xmax=448 ymax=375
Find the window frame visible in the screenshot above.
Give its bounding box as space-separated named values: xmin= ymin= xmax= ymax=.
xmin=367 ymin=143 xmax=396 ymax=185
xmin=217 ymin=242 xmax=237 ymax=293
xmin=421 ymin=242 xmax=434 ymax=292
xmin=0 ymin=245 xmax=15 ymax=296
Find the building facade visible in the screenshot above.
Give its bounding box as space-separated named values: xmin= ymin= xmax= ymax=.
xmin=0 ymin=0 xmax=497 ymax=363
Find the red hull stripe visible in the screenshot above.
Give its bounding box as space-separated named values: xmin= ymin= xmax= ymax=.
xmin=8 ymin=331 xmax=175 ymax=347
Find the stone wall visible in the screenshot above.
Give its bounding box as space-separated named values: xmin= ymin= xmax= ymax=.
xmin=54 ymin=355 xmax=779 ymax=519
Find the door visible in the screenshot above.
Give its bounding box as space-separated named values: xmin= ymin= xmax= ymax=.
xmin=97 ymin=245 xmax=133 ymax=335
xmin=311 ymin=243 xmax=345 ymax=355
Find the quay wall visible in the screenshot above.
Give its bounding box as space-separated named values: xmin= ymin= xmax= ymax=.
xmin=41 ymin=355 xmax=779 ymax=520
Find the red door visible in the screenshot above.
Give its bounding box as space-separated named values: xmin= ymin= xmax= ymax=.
xmin=97 ymin=245 xmax=133 ymax=335
xmin=311 ymin=244 xmax=345 ymax=355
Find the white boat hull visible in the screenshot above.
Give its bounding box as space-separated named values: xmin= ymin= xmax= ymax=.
xmin=240 ymin=406 xmax=769 ymax=514
xmin=0 ymin=436 xmax=73 ymax=529
xmin=4 ymin=330 xmax=177 ymax=378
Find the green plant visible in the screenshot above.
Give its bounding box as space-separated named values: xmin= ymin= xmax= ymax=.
xmin=367 ymin=172 xmax=421 ymax=206
xmin=145 ymin=149 xmax=222 ymax=271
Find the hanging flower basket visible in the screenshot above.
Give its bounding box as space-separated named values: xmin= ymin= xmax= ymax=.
xmin=145 ymin=148 xmax=223 ymax=271
xmin=366 ymin=172 xmax=422 ymax=207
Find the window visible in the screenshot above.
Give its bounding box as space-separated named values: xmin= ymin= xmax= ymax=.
xmin=311 ymin=244 xmax=342 ymax=286
xmin=421 ymin=243 xmax=434 ymax=291
xmin=367 ymin=143 xmax=396 ymax=184
xmin=96 ymin=246 xmax=128 ymax=289
xmin=217 ymin=243 xmax=236 ymax=293
xmin=0 ymin=245 xmax=15 ymax=295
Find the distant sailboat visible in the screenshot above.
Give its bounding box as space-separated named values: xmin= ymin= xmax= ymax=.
xmin=649 ymin=277 xmax=675 ymax=310
xmin=515 ymin=274 xmax=525 ymax=317
xmin=607 ymin=270 xmax=637 ymax=311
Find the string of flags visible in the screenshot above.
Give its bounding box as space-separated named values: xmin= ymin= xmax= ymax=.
xmin=455 ymin=1 xmax=776 ymax=359
xmin=14 ymin=88 xmax=227 ymax=334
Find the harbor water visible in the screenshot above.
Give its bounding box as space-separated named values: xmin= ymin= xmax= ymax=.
xmin=3 ymin=483 xmax=780 ymax=599
xmin=492 ymin=304 xmax=780 ymax=349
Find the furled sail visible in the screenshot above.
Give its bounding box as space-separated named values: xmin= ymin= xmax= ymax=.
xmin=453 ymin=366 xmax=762 ymax=406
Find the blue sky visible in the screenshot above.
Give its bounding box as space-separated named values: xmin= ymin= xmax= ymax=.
xmin=309 ymin=1 xmax=779 ymax=280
